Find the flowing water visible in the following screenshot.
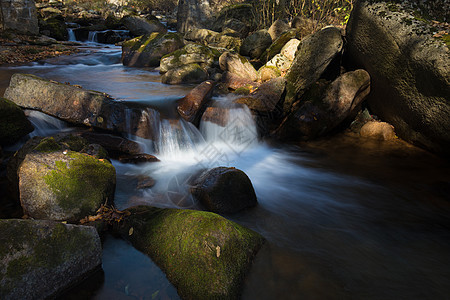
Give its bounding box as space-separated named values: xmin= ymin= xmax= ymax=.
xmin=1 ymin=42 xmax=450 ymax=300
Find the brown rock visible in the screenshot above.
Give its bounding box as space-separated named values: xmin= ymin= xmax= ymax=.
xmin=360 ymin=121 xmax=396 ymax=140
xmin=177 ymin=80 xmax=215 ymax=126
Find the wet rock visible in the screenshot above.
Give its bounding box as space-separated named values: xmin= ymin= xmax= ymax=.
xmin=219 ymin=52 xmax=258 ymax=82
xmin=240 ymin=29 xmax=272 ymax=60
xmin=191 ymin=166 xmax=257 ymax=213
xmin=161 ymin=63 xmax=209 ymax=85
xmin=0 ymin=219 xmax=101 ymax=299
xmin=79 ymin=132 xmax=141 ymax=156
xmin=121 ymin=15 xmax=166 ymax=37
xmin=160 ymin=43 xmax=220 ymax=74
xmin=284 ymin=26 xmax=344 ymax=113
xmin=268 ymin=19 xmax=290 ymax=41
xmin=122 ymin=32 xmax=184 ymax=67
xmin=39 ymin=15 xmax=68 ymax=41
xmin=0 ymin=97 xmax=34 ymax=146
xmin=220 ymin=71 xmax=259 ymax=91
xmin=118 ymin=153 xmax=159 ymax=164
xmin=81 ymin=143 xmax=109 ymax=160
xmin=136 ymin=175 xmax=155 ymax=189
xmin=0 ymin=0 xmax=39 ymax=35
xmin=346 ymin=0 xmax=450 ymax=156
xmin=276 ymin=69 xmax=370 ymax=140
xmin=177 ymin=80 xmax=215 ymax=125
xmin=95 ymin=30 xmax=130 ymax=44
xmin=360 ymin=121 xmax=396 ymax=141
xmin=19 ymin=150 xmax=116 ymax=222
xmin=114 ymin=205 xmax=264 ymax=299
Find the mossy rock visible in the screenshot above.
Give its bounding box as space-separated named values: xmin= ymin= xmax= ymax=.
xmin=160 ymin=43 xmax=220 ymax=74
xmin=40 ymin=15 xmax=68 ymax=41
xmin=115 ymin=205 xmax=264 ymax=299
xmin=122 ymin=32 xmax=184 ymax=67
xmin=0 ymin=97 xmax=34 ymax=146
xmin=259 ymin=29 xmax=299 ymax=63
xmin=211 ymin=3 xmax=257 ymax=33
xmin=0 ymin=219 xmax=101 ymax=299
xmin=19 ymin=150 xmax=116 ymax=222
xmin=161 ymin=63 xmax=209 ymax=85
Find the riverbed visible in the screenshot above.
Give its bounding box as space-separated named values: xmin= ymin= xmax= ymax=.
xmin=1 ymin=42 xmax=450 ymax=300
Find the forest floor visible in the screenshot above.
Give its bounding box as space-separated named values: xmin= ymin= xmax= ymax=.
xmin=0 ymin=34 xmax=79 ymax=65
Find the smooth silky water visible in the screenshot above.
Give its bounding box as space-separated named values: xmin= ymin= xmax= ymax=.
xmin=1 ymin=43 xmax=450 ymax=300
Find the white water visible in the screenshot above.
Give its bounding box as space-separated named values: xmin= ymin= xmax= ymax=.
xmin=67 ymin=28 xmax=76 ymax=42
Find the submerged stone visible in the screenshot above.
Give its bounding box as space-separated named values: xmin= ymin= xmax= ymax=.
xmin=0 ymin=219 xmax=101 ymax=299
xmin=115 ymin=205 xmax=264 ymax=299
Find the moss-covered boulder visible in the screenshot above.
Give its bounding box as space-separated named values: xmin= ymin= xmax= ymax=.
xmin=19 ymin=150 xmax=116 ymax=222
xmin=161 ymin=63 xmax=209 ymax=85
xmin=184 ymin=28 xmax=219 ymax=44
xmin=121 ymin=15 xmax=167 ymax=37
xmin=160 ymin=43 xmax=221 ymax=74
xmin=259 ymin=29 xmax=299 ymax=63
xmin=284 ymin=26 xmax=343 ymax=113
xmin=276 ymin=69 xmax=370 ymax=140
xmin=219 ymin=52 xmax=258 ymax=82
xmin=122 ymin=32 xmax=184 ymax=67
xmin=177 ymin=80 xmax=215 ymax=125
xmin=0 ymin=219 xmax=101 ymax=299
xmin=115 ymin=205 xmax=264 ymax=299
xmin=346 ymin=0 xmax=450 ymax=155
xmin=0 ymin=97 xmax=34 ymax=146
xmin=191 ymin=167 xmax=257 ymax=214
xmin=213 ymin=33 xmax=242 ymax=52
xmin=240 ymin=29 xmax=272 ymax=60
xmin=39 ymin=15 xmax=68 ymax=41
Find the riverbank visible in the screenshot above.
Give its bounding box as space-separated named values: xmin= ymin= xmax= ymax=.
xmin=0 ymin=33 xmax=79 ymax=65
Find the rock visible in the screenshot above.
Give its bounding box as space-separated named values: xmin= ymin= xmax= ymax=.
xmin=210 ymin=3 xmax=256 ymax=33
xmin=268 ymin=19 xmax=290 ymax=41
xmin=240 ymin=29 xmax=272 ymax=59
xmin=4 ymin=74 xmax=160 ymax=140
xmin=160 ymin=43 xmax=220 ymax=74
xmin=39 ymin=15 xmax=68 ymax=41
xmin=213 ymin=33 xmax=242 ymax=51
xmin=184 ymin=28 xmax=219 ymax=44
xmin=122 ymin=32 xmax=184 ymax=67
xmin=276 ymin=70 xmax=370 ymax=140
xmin=177 ymin=80 xmax=215 ymax=125
xmin=95 ymin=30 xmax=130 ymax=44
xmin=0 ymin=0 xmax=39 ymax=35
xmin=0 ymin=219 xmax=101 ymax=299
xmin=0 ymin=97 xmax=34 ymax=146
xmin=161 ymin=63 xmax=209 ymax=85
xmin=121 ymin=15 xmax=167 ymax=37
xmin=19 ymin=150 xmax=116 ymax=222
xmin=222 ymin=18 xmax=249 ymax=38
xmin=219 ymin=52 xmax=258 ymax=82
xmin=291 ymin=15 xmax=318 ymax=34
xmin=114 ymin=205 xmax=264 ymax=299
xmin=136 ymin=175 xmax=155 ymax=189
xmin=191 ymin=166 xmax=257 ymax=213
xmin=118 ymin=153 xmax=159 ymax=164
xmin=284 ymin=26 xmax=344 ymax=113
xmin=346 ymin=0 xmax=450 ymax=156
xmin=258 ymin=65 xmax=282 ymax=82
xmin=259 ymin=29 xmax=299 ymax=63
xmin=360 ymin=121 xmax=396 ymax=141
xmin=79 ymin=132 xmax=142 ymax=156
xmin=220 ymin=71 xmax=259 ymax=91
xmin=265 ymin=54 xmax=292 ymax=74
xmin=281 ymin=38 xmax=301 ymax=62
xmin=29 ymin=35 xmax=58 ymax=46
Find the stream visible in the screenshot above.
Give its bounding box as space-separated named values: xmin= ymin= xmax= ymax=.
xmin=1 ymin=41 xmax=450 ymax=300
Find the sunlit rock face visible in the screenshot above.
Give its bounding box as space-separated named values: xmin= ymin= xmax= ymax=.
xmin=0 ymin=0 xmax=39 ymax=35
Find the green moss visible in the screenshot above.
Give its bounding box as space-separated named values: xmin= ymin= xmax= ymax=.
xmin=117 ymin=206 xmax=264 ymax=299
xmin=234 ymin=87 xmax=251 ymax=95
xmin=441 ymin=34 xmax=450 ymax=48
xmin=43 ymin=151 xmax=115 ymax=216
xmin=260 ymin=30 xmax=297 ymax=62
xmin=34 ymin=137 xmax=61 ymax=153
xmin=0 ymin=97 xmax=33 ymax=145
xmin=55 ymin=134 xmax=88 ymax=152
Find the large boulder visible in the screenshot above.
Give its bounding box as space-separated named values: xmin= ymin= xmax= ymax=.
xmin=0 ymin=0 xmax=39 ymax=35
xmin=121 ymin=15 xmax=167 ymax=37
xmin=240 ymin=29 xmax=272 ymax=60
xmin=219 ymin=52 xmax=258 ymax=82
xmin=19 ymin=149 xmax=116 ymax=222
xmin=268 ymin=19 xmax=290 ymax=41
xmin=0 ymin=219 xmax=101 ymax=299
xmin=346 ymin=0 xmax=450 ymax=155
xmin=177 ymin=80 xmax=215 ymax=125
xmin=161 ymin=63 xmax=209 ymax=85
xmin=122 ymin=32 xmax=184 ymax=67
xmin=276 ymin=69 xmax=370 ymax=140
xmin=191 ymin=167 xmax=257 ymax=213
xmin=184 ymin=28 xmax=219 ymax=44
xmin=284 ymin=26 xmax=344 ymax=113
xmin=39 ymin=15 xmax=68 ymax=41
xmin=0 ymin=97 xmax=34 ymax=146
xmin=259 ymin=29 xmax=299 ymax=63
xmin=160 ymin=43 xmax=220 ymax=74
xmin=4 ymin=74 xmax=160 ymax=140
xmin=114 ymin=205 xmax=264 ymax=299
xmin=210 ymin=3 xmax=256 ymax=33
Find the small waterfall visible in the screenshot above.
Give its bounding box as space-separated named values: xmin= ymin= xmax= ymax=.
xmin=88 ymin=31 xmax=98 ymax=43
xmin=26 ymin=110 xmax=70 ymax=137
xmin=67 ymin=28 xmax=76 ymax=41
